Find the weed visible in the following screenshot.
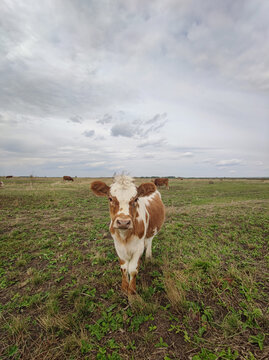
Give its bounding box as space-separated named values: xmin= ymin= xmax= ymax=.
xmin=155 ymin=337 xmax=169 ymax=348
xmin=248 ymin=333 xmax=265 ymax=350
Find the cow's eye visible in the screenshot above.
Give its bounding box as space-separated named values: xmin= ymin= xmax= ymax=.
xmin=109 ymin=197 xmax=113 ymax=202
xmin=134 ymin=198 xmax=138 ymax=202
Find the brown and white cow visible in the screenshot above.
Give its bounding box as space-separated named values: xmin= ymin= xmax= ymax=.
xmin=91 ymin=175 xmax=165 ymax=295
xmin=154 ymin=178 xmax=169 ymax=190
xmin=0 ymin=181 xmax=4 ymax=188
xmin=63 ymin=176 xmax=74 ymax=181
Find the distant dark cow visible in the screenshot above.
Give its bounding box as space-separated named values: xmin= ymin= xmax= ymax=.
xmin=91 ymin=175 xmax=165 ymax=295
xmin=0 ymin=181 xmax=4 ymax=188
xmin=63 ymin=176 xmax=74 ymax=182
xmin=154 ymin=178 xmax=169 ymax=190
xmin=6 ymin=175 xmax=13 ymax=178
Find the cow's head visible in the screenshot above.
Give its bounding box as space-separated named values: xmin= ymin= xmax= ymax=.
xmin=91 ymin=176 xmax=156 ymax=231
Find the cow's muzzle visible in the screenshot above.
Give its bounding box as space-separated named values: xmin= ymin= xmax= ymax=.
xmin=114 ymin=216 xmax=133 ymax=230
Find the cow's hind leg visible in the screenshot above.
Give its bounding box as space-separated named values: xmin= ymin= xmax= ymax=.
xmin=144 ymin=236 xmax=154 ymax=262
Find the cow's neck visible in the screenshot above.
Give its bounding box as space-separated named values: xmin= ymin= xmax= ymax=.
xmin=114 ymin=228 xmax=133 ymax=243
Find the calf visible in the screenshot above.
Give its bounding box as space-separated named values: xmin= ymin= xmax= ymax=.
xmin=154 ymin=178 xmax=169 ymax=189
xmin=0 ymin=181 xmax=4 ymax=188
xmin=91 ymin=175 xmax=165 ymax=295
xmin=63 ymin=176 xmax=74 ymax=181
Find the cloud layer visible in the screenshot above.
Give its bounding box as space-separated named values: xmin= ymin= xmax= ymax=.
xmin=0 ymin=0 xmax=268 ymax=177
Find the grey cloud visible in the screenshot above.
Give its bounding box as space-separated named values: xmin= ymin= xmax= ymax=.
xmin=110 ymin=113 xmax=167 ymax=138
xmin=97 ymin=114 xmax=112 ymax=124
xmin=95 ymin=135 xmax=105 ymax=141
xmin=0 ymin=1 xmax=137 ymax=117
xmin=0 ymin=137 xmax=49 ymax=154
xmin=137 ymin=139 xmax=166 ymax=148
xmin=83 ymin=130 xmax=95 ymax=137
xmin=144 ymin=113 xmax=168 ymax=136
xmin=111 ymin=124 xmax=134 ymax=138
xmin=146 ymin=113 xmax=167 ymax=125
xmin=1 ymin=0 xmax=268 ymax=121
xmin=70 ymin=115 xmax=83 ymax=123
xmin=0 ymin=59 xmax=132 ymax=117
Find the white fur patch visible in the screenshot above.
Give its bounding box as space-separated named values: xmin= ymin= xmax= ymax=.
xmin=113 ymin=234 xmax=144 ymax=269
xmin=110 ymin=175 xmax=137 ymax=215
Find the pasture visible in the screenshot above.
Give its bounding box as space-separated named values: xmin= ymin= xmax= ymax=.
xmin=0 ymin=177 xmax=268 ymax=360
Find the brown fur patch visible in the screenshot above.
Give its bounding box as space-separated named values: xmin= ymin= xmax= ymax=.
xmin=129 ymin=271 xmax=137 ymax=294
xmin=108 ymin=197 xmax=120 ymax=231
xmin=137 ymin=182 xmax=156 ymax=197
xmin=146 ymin=193 xmax=165 ymax=238
xmin=119 ymin=259 xmax=129 ymax=293
xmin=91 ymin=181 xmax=110 ymax=197
xmin=134 ymin=219 xmax=145 ymax=239
xmin=121 ymin=269 xmax=129 ymax=294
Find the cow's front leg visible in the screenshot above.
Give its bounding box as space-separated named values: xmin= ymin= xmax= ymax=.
xmin=119 ymin=259 xmax=129 ymax=294
xmin=128 ymin=251 xmax=143 ymax=295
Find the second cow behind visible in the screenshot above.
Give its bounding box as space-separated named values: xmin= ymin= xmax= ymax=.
xmin=154 ymin=178 xmax=169 ymax=190
xmin=91 ymin=175 xmax=165 ymax=295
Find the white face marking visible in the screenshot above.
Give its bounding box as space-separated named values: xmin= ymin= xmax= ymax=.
xmin=110 ymin=176 xmax=137 ymax=216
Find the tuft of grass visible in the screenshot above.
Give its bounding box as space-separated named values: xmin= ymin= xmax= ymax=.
xmin=37 ymin=313 xmax=72 ymax=333
xmin=163 ymin=270 xmax=187 ymax=310
xmin=5 ymin=315 xmax=30 ymax=336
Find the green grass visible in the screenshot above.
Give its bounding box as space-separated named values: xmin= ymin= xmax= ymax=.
xmin=0 ymin=177 xmax=268 ymax=359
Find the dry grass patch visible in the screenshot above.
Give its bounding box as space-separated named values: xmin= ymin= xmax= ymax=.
xmin=5 ymin=315 xmax=30 ymax=336
xmin=37 ymin=313 xmax=72 ymax=333
xmin=163 ymin=270 xmax=187 ymax=310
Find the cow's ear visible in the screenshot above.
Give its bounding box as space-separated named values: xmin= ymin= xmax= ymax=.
xmin=137 ymin=182 xmax=156 ymax=197
xmin=91 ymin=181 xmax=110 ymax=197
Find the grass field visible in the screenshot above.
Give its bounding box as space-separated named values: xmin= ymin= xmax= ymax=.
xmin=0 ymin=177 xmax=268 ymax=360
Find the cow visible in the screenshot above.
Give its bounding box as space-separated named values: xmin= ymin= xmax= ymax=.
xmin=0 ymin=181 xmax=4 ymax=188
xmin=6 ymin=175 xmax=13 ymax=179
xmin=154 ymin=178 xmax=169 ymax=190
xmin=91 ymin=175 xmax=165 ymax=295
xmin=63 ymin=176 xmax=74 ymax=182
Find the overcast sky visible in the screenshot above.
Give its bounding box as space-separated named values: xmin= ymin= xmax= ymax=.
xmin=0 ymin=0 xmax=268 ymax=177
